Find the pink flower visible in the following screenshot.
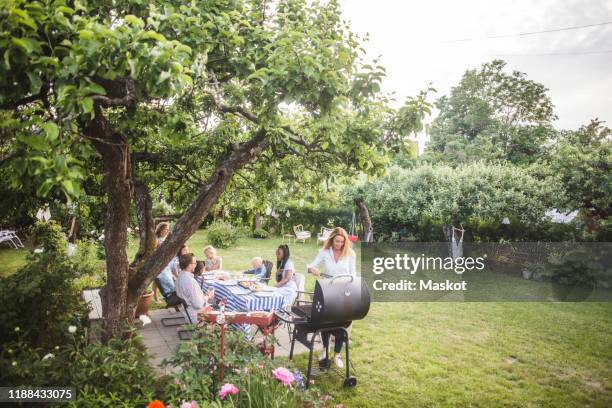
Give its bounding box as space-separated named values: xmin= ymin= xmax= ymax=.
xmin=272 ymin=367 xmax=294 ymax=387
xmin=218 ymin=383 xmax=239 ymax=400
xmin=243 ymin=367 xmax=249 ymax=374
xmin=180 ymin=401 xmax=197 ymax=408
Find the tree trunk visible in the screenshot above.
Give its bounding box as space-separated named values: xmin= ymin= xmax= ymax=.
xmin=354 ymin=198 xmax=373 ymax=244
xmin=128 ymin=129 xmax=269 ymax=308
xmin=254 ymin=212 xmax=262 ymax=230
xmin=442 ymin=224 xmax=464 ymax=260
xmin=84 ymin=107 xmax=133 ymax=340
xmin=131 ymin=179 xmax=157 ymax=268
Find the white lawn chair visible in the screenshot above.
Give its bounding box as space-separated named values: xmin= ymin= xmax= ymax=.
xmin=317 ymin=227 xmax=333 ymax=246
xmin=0 ymin=230 xmax=24 ymax=249
xmin=293 ymin=225 xmax=311 ymax=243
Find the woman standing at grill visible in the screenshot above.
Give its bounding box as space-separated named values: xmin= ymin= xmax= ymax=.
xmin=307 ymin=227 xmax=356 ymax=369
xmin=274 ymin=244 xmax=298 ymax=306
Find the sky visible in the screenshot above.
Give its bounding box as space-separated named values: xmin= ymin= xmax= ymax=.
xmin=339 ymin=0 xmax=612 ymax=134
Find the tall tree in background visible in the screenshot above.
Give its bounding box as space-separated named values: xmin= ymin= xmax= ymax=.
xmin=425 ymin=60 xmax=557 ymax=165
xmin=548 ymin=120 xmax=612 ymax=220
xmin=0 ymin=0 xmax=429 ymax=338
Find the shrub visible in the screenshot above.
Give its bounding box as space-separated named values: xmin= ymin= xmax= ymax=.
xmin=162 ymin=327 xmax=262 ymax=402
xmin=65 ymin=337 xmax=158 ymax=407
xmin=253 ymin=228 xmax=269 ymax=239
xmin=0 ymin=223 xmax=89 ymax=348
xmin=206 ymin=222 xmax=242 ymax=249
xmin=0 ymin=332 xmax=159 ymax=407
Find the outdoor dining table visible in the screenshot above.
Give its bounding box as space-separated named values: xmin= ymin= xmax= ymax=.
xmin=195 ymin=274 xmax=286 ymax=335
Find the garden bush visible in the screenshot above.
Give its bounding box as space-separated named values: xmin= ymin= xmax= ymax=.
xmin=0 ymin=222 xmax=89 ymax=348
xmin=0 ymin=330 xmax=160 ymax=407
xmin=253 ymin=228 xmax=269 ymax=239
xmin=206 ymin=222 xmax=242 ymax=248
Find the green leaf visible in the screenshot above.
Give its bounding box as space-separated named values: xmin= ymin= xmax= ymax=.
xmin=55 ymin=6 xmax=75 ymax=16
xmin=4 ymin=49 xmax=11 ymax=69
xmin=124 ymin=15 xmax=145 ymax=28
xmin=34 ymin=56 xmax=59 ymax=67
xmin=11 ymin=37 xmax=41 ymax=54
xmin=81 ymin=97 xmax=93 ymax=114
xmin=78 ymin=30 xmax=95 ymax=40
xmin=41 ymin=122 xmax=59 ymax=140
xmin=141 ymin=31 xmax=167 ymax=42
xmin=19 ymin=134 xmax=47 ymax=150
xmin=84 ymin=82 xmax=107 ymax=95
xmin=156 ymin=70 xmax=172 ymax=85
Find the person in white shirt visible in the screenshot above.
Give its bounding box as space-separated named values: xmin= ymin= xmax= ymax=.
xmin=274 ymin=244 xmax=297 ymax=306
xmin=307 ymin=227 xmax=356 ymax=369
xmin=175 ymin=253 xmax=214 ymax=324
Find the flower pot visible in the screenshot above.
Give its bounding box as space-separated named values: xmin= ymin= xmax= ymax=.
xmin=135 ymin=292 xmax=154 ymax=318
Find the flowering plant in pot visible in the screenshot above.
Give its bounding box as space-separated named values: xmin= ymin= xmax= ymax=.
xmin=135 ymin=285 xmax=154 ymax=318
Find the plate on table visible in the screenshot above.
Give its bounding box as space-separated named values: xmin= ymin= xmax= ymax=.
xmin=253 ymin=291 xmax=275 ymax=297
xmin=216 ymin=280 xmax=237 ymax=286
xmin=258 ymin=285 xmax=276 ymax=292
xmin=229 ymin=286 xmax=251 ymax=296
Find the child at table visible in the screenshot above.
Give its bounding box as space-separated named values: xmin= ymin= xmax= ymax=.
xmin=203 ymin=245 xmax=222 ymax=271
xmin=244 ymin=257 xmax=267 ymax=279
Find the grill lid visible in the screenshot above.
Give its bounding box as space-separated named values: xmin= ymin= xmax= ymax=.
xmin=309 ymin=275 xmax=370 ymax=324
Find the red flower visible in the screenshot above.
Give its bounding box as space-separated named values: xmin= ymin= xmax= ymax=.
xmin=148 ymin=400 xmax=165 ymax=408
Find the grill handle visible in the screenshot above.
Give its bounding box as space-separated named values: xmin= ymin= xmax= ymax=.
xmin=330 ymin=274 xmax=354 ymax=284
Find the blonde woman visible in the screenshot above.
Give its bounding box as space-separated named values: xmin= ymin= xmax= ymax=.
xmin=203 ymin=245 xmax=222 ymax=271
xmin=307 ymin=227 xmax=356 ymax=369
xmin=308 ymin=227 xmax=356 ymax=277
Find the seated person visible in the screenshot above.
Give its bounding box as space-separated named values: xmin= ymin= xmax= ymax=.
xmin=175 ymin=253 xmax=214 ymax=324
xmin=274 ymin=245 xmax=297 ymax=306
xmin=156 ymin=244 xmax=189 ymax=296
xmin=156 ymin=262 xmax=175 ymax=295
xmin=243 ymin=257 xmax=267 ymax=279
xmin=193 ymin=261 xmax=206 ymax=288
xmin=203 ymin=245 xmax=222 ymax=271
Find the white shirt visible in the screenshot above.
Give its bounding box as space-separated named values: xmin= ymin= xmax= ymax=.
xmin=309 ymin=248 xmax=356 ymax=277
xmin=175 ymin=270 xmax=206 ymax=324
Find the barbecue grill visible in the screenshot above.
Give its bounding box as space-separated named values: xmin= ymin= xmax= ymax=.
xmin=275 ymin=274 xmax=370 ymax=388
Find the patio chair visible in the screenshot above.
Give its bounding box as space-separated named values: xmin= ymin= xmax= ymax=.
xmin=293 ymin=225 xmax=311 ymax=243
xmin=177 ymin=297 xmax=195 ymax=341
xmin=263 ymin=259 xmax=274 ymax=281
xmin=317 ymin=227 xmax=333 ymax=246
xmin=154 ymin=278 xmax=186 ymax=327
xmin=0 ymin=230 xmax=23 ymax=249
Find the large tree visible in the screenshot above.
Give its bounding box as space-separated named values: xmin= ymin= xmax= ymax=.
xmin=548 ymin=120 xmax=612 ymax=219
xmin=424 ymin=60 xmax=557 ymax=165
xmin=0 ymin=0 xmax=428 ymax=338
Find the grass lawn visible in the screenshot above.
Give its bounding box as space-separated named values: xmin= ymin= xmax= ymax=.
xmin=1 ymin=232 xmax=611 ymax=406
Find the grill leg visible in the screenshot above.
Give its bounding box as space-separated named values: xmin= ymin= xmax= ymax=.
xmin=305 ymin=330 xmax=319 ymax=390
xmin=343 ymin=328 xmax=350 ymax=381
xmin=289 ymin=327 xmax=298 ymax=360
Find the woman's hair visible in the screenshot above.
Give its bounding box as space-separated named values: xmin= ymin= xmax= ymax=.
xmin=155 ymin=222 xmax=169 ymax=238
xmin=194 ymin=261 xmax=205 ymax=277
xmin=323 ymin=227 xmax=355 ymax=259
xmin=276 ymin=244 xmax=290 ymax=270
xmin=176 ymin=244 xmax=187 ymax=258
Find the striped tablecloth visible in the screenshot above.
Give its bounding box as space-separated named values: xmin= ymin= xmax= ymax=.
xmin=195 ymin=277 xmax=285 ymax=334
